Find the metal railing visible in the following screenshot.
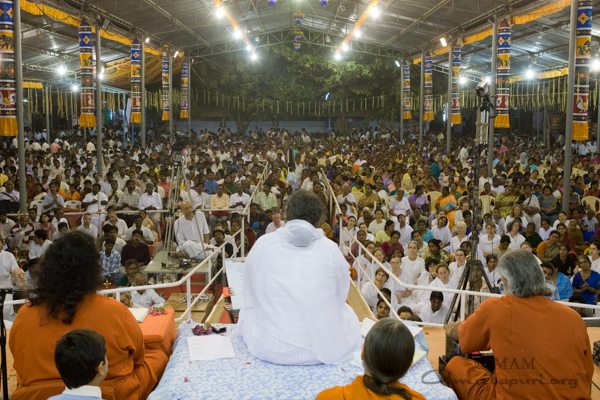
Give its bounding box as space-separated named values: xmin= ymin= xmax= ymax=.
xmin=5 ymin=162 xmax=273 ymax=323
xmin=320 ymin=170 xmax=600 ymax=327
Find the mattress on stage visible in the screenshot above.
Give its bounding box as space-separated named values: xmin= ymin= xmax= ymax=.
xmin=148 ymin=322 xmax=457 ymax=400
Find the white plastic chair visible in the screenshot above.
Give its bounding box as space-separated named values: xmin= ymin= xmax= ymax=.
xmin=30 ymin=200 xmax=43 ymax=216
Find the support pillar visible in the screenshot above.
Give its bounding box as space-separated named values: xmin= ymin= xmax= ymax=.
xmin=562 ymin=0 xmax=578 ymax=213
xmin=488 ymin=14 xmax=498 ymax=178
xmin=141 ymin=39 xmax=146 ymax=150
xmin=14 ymin=0 xmax=26 ymax=213
xmin=45 ymin=85 xmax=50 ymax=139
xmin=446 ymin=39 xmax=452 ymax=155
xmin=188 ymin=60 xmax=192 ymax=135
xmin=419 ymin=49 xmax=424 ymax=152
xmin=169 ymin=52 xmax=173 ymax=144
xmin=95 ymin=19 xmax=103 ymax=177
xmin=399 ymin=60 xmax=404 ymax=143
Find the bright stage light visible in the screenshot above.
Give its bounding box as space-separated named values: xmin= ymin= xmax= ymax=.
xmin=460 ymin=76 xmax=466 ymax=85
xmin=246 ymin=44 xmax=252 ymax=51
xmin=216 ymin=7 xmax=224 ymax=18
xmin=354 ymin=29 xmax=361 ymax=38
xmin=335 ymin=53 xmax=341 ymax=60
xmin=341 ymin=43 xmax=348 ymax=51
xmin=526 ymin=69 xmax=535 ymax=79
xmin=251 ymin=53 xmax=257 ymax=61
xmin=71 ymin=84 xmax=79 ymax=92
xmin=593 ymin=59 xmax=600 ymax=71
xmin=440 ymin=37 xmax=447 ymax=47
xmin=57 ymin=65 xmax=66 ymax=75
xmin=145 ymin=37 xmax=150 ymax=43
xmin=174 ymin=51 xmax=179 ymax=57
xmin=395 ymin=60 xmax=400 ymax=67
xmin=370 ymin=6 xmax=380 ymax=18
xmin=233 ymin=30 xmax=241 ymax=39
xmin=484 ymin=76 xmax=491 ymax=83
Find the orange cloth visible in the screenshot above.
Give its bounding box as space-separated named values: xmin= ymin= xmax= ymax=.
xmin=445 ymin=294 xmax=593 ymax=400
xmin=316 ymin=375 xmax=427 ymax=400
xmin=139 ymin=307 xmax=176 ymax=356
xmin=10 ymin=294 xmax=173 ymax=400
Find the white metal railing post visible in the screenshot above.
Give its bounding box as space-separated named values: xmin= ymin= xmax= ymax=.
xmin=186 ymin=279 xmax=192 ymax=319
xmin=460 ymin=293 xmax=466 ymax=321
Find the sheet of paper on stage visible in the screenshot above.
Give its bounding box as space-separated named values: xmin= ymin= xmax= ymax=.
xmin=187 ymin=335 xmax=236 ymax=361
xmin=401 ymin=320 xmax=423 ymax=337
xmin=224 ymin=258 xmax=246 ymax=310
xmin=360 ymin=317 xmax=377 ymax=337
xmin=129 ymin=307 xmax=148 ymax=323
xmin=412 ymin=349 xmax=427 ymax=368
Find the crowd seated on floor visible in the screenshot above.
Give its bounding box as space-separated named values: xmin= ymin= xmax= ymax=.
xmin=2 ymin=126 xmax=600 ymax=399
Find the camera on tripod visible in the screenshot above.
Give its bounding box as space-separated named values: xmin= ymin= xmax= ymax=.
xmin=172 ymin=133 xmax=187 ymax=166
xmin=475 ymin=81 xmax=496 ymax=116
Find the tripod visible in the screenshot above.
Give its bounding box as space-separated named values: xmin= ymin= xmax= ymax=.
xmin=444 ymin=97 xmax=499 ymax=323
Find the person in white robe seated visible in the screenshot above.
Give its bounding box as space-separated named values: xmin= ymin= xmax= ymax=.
xmin=448 ymin=248 xmax=467 ymax=282
xmin=401 ymin=242 xmax=425 ymax=284
xmin=384 ymin=254 xmax=415 ymax=310
xmin=361 ymin=267 xmax=389 ymax=308
xmin=415 ymin=264 xmax=457 ymax=313
xmin=389 ymin=189 xmax=411 ymax=228
xmin=238 ymin=190 xmax=361 ymax=366
xmin=431 ymin=216 xmax=452 ymax=248
xmin=171 ymin=200 xmax=212 ymax=259
xmin=419 ymin=291 xmax=449 ymax=324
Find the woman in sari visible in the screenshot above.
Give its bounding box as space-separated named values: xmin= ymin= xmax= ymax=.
xmin=521 ymin=222 xmax=543 ymax=252
xmin=139 ymin=209 xmax=159 ymax=244
xmin=555 ymin=222 xmax=575 ymax=252
xmin=539 ymin=185 xmax=559 ymax=225
xmin=536 ymin=230 xmax=562 ymax=263
xmin=408 ymin=185 xmax=429 ymax=216
xmin=420 ymin=239 xmax=450 ymax=265
xmin=435 ymin=186 xmax=457 ymax=231
xmin=568 ymin=219 xmax=586 ymax=254
xmin=494 ymin=185 xmax=518 ymax=218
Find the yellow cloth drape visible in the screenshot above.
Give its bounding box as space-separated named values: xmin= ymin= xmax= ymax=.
xmin=511 ymin=67 xmax=568 ymax=83
xmin=513 ymin=0 xmax=571 ymax=25
xmin=23 ymin=82 xmax=42 ymax=89
xmin=20 ymin=0 xmax=161 ymax=55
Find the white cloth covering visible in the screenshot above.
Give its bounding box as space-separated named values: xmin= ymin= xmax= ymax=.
xmin=419 ymin=302 xmax=450 ymax=324
xmin=400 ymin=256 xmax=425 ymax=284
xmin=238 ymin=219 xmax=361 ymax=366
xmin=174 ymin=212 xmax=211 ymax=259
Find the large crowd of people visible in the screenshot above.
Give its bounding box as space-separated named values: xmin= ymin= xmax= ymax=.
xmin=2 ymin=125 xmax=599 ymax=399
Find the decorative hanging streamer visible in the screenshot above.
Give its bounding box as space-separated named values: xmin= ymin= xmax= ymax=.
xmin=494 ymin=18 xmax=511 ymax=128
xmin=78 ymin=18 xmax=96 ymax=128
xmin=180 ymin=57 xmax=189 ymax=119
xmin=451 ymin=40 xmax=462 ymax=125
xmin=402 ymin=62 xmax=411 ymax=119
xmin=423 ymin=52 xmax=433 ymax=121
xmin=130 ymin=38 xmax=141 ymax=123
xmin=161 ymin=49 xmax=170 ymax=121
xmin=573 ymin=0 xmax=592 ymax=141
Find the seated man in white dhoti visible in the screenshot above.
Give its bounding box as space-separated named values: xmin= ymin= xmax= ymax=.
xmin=172 ymin=200 xmax=211 ymax=259
xmin=238 ymin=189 xmax=361 ymax=366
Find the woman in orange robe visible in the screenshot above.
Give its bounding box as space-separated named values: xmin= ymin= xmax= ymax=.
xmin=316 ymin=319 xmax=426 ymax=400
xmin=10 ymin=231 xmax=170 ymax=400
xmin=444 ymin=249 xmax=593 ymax=400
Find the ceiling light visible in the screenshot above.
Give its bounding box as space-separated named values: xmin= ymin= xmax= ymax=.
xmin=251 ymin=53 xmax=257 ymax=61
xmin=71 ymin=84 xmax=79 ymax=92
xmin=593 ymin=59 xmax=600 ymax=71
xmin=526 ymin=68 xmax=535 ymax=79
xmin=440 ymin=37 xmax=447 ymax=47
xmin=216 ymin=7 xmax=224 ymax=18
xmin=174 ymin=50 xmax=179 ymax=57
xmin=233 ymin=29 xmax=241 ymax=39
xmin=98 ymin=73 xmax=103 ymax=80
xmin=335 ymin=53 xmax=341 ymax=60
xmin=370 ymin=6 xmax=380 ymax=18
xmin=57 ymin=65 xmax=66 ymax=75
xmin=460 ymin=77 xmax=466 ymax=84
xmin=395 ymin=60 xmax=400 ymax=67
xmin=246 ymin=44 xmax=252 ymax=51
xmin=145 ymin=37 xmax=150 ymax=43
xmin=101 ymin=66 xmax=105 ymax=73
xmin=354 ymin=29 xmax=361 ymax=38
xmin=341 ymin=43 xmax=348 ymax=51
xmin=484 ymin=76 xmax=490 ymax=83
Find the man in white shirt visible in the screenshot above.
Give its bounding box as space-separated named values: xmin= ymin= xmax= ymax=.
xmin=81 ymin=183 xmax=108 ymax=232
xmin=29 ymin=230 xmax=52 ymax=259
xmin=138 ymin=182 xmax=163 ymax=232
xmin=337 ymin=184 xmax=357 ymax=216
xmin=124 ymin=215 xmax=154 ymax=244
xmin=0 ymin=248 xmax=19 ymax=288
xmin=77 ymin=213 xmax=99 ymax=238
xmin=0 ymin=210 xmax=15 ymax=242
xmin=229 ymin=183 xmax=250 ymax=217
xmin=131 ymin=274 xmax=165 ymax=307
xmin=419 ymin=291 xmax=450 ymax=324
xmin=265 ymin=212 xmax=285 ymax=234
xmin=173 ymin=200 xmax=211 ymax=259
xmin=0 ymin=180 xmax=19 ymax=202
xmin=103 ymin=209 xmax=128 ymax=238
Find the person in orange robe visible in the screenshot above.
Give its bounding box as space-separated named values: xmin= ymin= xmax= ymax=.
xmin=316 ymin=319 xmax=426 ymax=400
xmin=9 ymin=231 xmax=172 ymax=400
xmin=444 ymin=249 xmax=594 ymax=400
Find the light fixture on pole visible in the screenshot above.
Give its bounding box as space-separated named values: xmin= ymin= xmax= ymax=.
xmin=440 ymin=37 xmax=447 ymax=47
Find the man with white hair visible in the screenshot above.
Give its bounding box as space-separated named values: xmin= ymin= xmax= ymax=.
xmin=444 ymin=249 xmax=593 ymax=400
xmin=131 ymin=274 xmax=165 ymax=308
xmin=172 ymin=200 xmax=211 ymax=259
xmin=265 ymin=212 xmax=285 ymax=234
xmin=337 ymin=184 xmax=357 ymax=216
